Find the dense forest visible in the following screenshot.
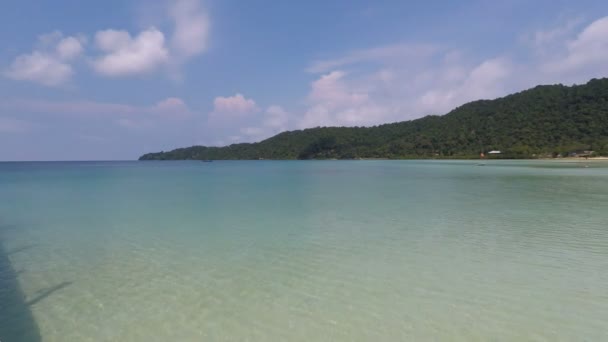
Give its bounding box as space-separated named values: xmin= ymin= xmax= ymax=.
xmin=140 ymin=78 xmax=608 ymax=160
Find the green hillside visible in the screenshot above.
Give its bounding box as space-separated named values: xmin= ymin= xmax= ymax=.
xmin=140 ymin=78 xmax=608 ymax=160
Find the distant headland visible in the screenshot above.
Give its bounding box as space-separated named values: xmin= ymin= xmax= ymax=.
xmin=140 ymin=78 xmax=608 ymax=161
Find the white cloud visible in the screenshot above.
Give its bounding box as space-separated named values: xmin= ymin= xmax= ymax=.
xmin=239 ymin=105 xmax=290 ymax=141
xmin=308 ymin=71 xmax=369 ymax=109
xmin=206 ymin=93 xmax=259 ymax=142
xmin=264 ymin=105 xmax=289 ymax=130
xmin=211 ymin=93 xmax=258 ymax=117
xmin=56 ymin=36 xmax=86 ymax=60
xmin=169 ymin=0 xmax=210 ymax=60
xmin=528 ymin=19 xmax=582 ymax=50
xmin=92 ymin=28 xmax=169 ymax=76
xmin=153 ymin=97 xmax=192 ymax=118
xmin=206 ymin=99 xmax=290 ymax=143
xmin=4 ymin=31 xmax=85 ymax=86
xmin=91 ymin=0 xmax=209 ymax=78
xmin=417 ymin=58 xmax=513 ymax=114
xmin=293 ymin=16 xmax=608 ymax=130
xmin=6 ymin=1 xmax=210 ymax=81
xmin=38 ymin=31 xmax=64 ymax=46
xmin=542 ymin=16 xmax=608 ymax=75
xmin=5 ymin=53 xmax=74 ymax=87
xmin=155 ymin=97 xmax=186 ymax=111
xmin=298 ymin=71 xmax=386 ymax=128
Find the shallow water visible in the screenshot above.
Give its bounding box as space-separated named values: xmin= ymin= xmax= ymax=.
xmin=1 ymin=160 xmax=607 ymax=341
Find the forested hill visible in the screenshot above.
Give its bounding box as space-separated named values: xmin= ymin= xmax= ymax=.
xmin=140 ymin=78 xmax=608 ymax=160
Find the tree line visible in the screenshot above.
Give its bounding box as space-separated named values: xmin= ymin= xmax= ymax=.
xmin=140 ymin=78 xmax=608 ymax=160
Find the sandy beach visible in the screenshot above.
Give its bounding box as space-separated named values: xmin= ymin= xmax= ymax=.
xmin=540 ymin=157 xmax=608 ymax=162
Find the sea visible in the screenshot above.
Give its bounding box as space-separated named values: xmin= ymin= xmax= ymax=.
xmin=1 ymin=160 xmax=607 ymax=341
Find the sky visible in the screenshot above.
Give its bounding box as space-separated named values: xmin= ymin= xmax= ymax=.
xmin=1 ymin=0 xmax=608 ymax=160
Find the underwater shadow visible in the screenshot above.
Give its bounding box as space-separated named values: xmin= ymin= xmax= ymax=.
xmin=1 ymin=224 xmax=75 ymax=341
xmin=27 ymin=281 xmax=73 ymax=307
xmin=0 ymin=238 xmax=42 ymax=342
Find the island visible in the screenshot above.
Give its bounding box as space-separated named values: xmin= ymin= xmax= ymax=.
xmin=140 ymin=78 xmax=608 ymax=160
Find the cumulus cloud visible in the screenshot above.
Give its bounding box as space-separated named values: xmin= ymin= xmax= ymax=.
xmin=92 ymin=28 xmax=169 ymax=76
xmin=542 ymin=16 xmax=608 ymax=76
xmin=308 ymin=71 xmax=369 ymax=109
xmin=417 ymin=58 xmax=513 ymax=114
xmin=293 ymin=16 xmax=608 ymax=130
xmin=240 ymin=105 xmax=290 ymax=141
xmin=6 ymin=1 xmax=210 ymax=81
xmin=228 ymin=60 xmax=508 ymax=135
xmin=211 ymin=93 xmax=258 ymax=117
xmin=4 ymin=31 xmax=85 ymax=86
xmin=298 ymin=56 xmax=518 ymax=128
xmin=524 ymin=17 xmax=583 ymax=51
xmin=5 ymin=53 xmax=74 ymax=87
xmin=264 ymin=105 xmax=289 ymax=130
xmin=169 ymin=0 xmax=210 ymax=60
xmin=91 ymin=0 xmax=209 ymax=77
xmin=298 ymin=71 xmax=388 ymax=128
xmin=154 ymin=97 xmax=191 ymax=116
xmin=56 ymin=36 xmax=86 ymax=60
xmin=206 ymin=94 xmax=289 ymax=143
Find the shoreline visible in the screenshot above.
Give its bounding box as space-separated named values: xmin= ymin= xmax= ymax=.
xmin=355 ymin=157 xmax=608 ymax=162
xmin=537 ymin=157 xmax=608 ymax=162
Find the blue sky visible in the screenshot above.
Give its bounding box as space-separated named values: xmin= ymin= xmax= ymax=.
xmin=1 ymin=0 xmax=608 ymax=160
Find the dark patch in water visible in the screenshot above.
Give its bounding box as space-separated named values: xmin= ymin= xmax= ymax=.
xmin=0 ymin=237 xmax=41 ymax=342
xmin=27 ymin=281 xmax=73 ymax=307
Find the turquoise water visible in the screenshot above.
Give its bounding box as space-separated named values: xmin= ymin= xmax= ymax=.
xmin=1 ymin=160 xmax=607 ymax=341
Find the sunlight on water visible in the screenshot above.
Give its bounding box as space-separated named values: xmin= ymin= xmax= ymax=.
xmin=1 ymin=160 xmax=607 ymax=341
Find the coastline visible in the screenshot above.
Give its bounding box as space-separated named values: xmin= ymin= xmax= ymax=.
xmin=538 ymin=157 xmax=608 ymax=162
xmin=350 ymin=157 xmax=608 ymax=162
xmin=135 ymin=157 xmax=608 ymax=162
